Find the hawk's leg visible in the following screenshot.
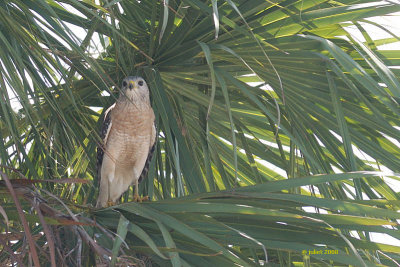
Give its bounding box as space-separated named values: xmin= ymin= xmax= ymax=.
xmin=106 ymin=180 xmax=116 ymax=207
xmin=133 ymin=179 xmax=149 ymax=202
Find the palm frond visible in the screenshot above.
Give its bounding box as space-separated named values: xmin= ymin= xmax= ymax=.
xmin=1 ymin=0 xmax=399 ymax=266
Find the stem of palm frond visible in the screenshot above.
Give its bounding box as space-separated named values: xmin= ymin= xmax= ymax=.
xmin=0 ymin=176 xmax=121 ymax=265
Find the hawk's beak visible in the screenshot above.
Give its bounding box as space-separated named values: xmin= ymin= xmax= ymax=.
xmin=128 ymin=81 xmax=137 ymax=90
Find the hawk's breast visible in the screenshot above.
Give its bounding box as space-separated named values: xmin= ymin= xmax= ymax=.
xmin=106 ymin=102 xmax=155 ymax=166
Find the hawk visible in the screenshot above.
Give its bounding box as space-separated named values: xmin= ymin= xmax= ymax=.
xmin=96 ymin=76 xmax=156 ymax=208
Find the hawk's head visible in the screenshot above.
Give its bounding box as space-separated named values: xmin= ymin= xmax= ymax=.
xmin=120 ymin=76 xmax=149 ymax=102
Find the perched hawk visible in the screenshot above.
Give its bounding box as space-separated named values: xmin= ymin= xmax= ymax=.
xmin=96 ymin=76 xmax=156 ymax=208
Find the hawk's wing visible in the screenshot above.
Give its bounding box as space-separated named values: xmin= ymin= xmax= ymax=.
xmin=138 ymin=122 xmax=157 ymax=183
xmin=96 ymin=104 xmax=115 ymax=180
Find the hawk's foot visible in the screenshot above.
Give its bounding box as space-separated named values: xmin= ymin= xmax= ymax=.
xmin=133 ymin=194 xmax=149 ymax=203
xmin=106 ymin=201 xmax=115 ymax=207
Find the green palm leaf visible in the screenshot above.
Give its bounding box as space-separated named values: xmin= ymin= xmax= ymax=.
xmin=0 ymin=0 xmax=399 ymax=266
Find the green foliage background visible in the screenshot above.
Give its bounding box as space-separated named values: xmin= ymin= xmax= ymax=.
xmin=0 ymin=0 xmax=399 ymax=266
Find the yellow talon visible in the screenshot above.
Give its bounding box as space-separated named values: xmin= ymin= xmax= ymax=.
xmin=133 ymin=194 xmax=149 ymax=202
xmin=106 ymin=201 xmax=115 ymax=207
xmin=133 ymin=180 xmax=149 ymax=202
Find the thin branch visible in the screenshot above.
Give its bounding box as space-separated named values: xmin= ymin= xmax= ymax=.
xmin=39 ymin=188 xmax=112 ymax=263
xmin=34 ymin=201 xmax=56 ymax=267
xmin=0 ymin=165 xmax=88 ymax=184
xmin=75 ymin=226 xmax=112 ymax=263
xmin=76 ymin=233 xmax=82 ymax=267
xmin=0 ymin=237 xmax=24 ymax=266
xmin=0 ymin=171 xmax=40 ymax=267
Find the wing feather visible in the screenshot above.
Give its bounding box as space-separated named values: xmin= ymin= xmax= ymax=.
xmin=96 ymin=104 xmax=115 ymax=179
xmin=138 ymin=122 xmax=157 ymax=183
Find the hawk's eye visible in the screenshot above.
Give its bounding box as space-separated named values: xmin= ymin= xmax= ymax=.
xmin=122 ymin=81 xmax=127 ymax=87
xmin=138 ymin=80 xmax=144 ymax=86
